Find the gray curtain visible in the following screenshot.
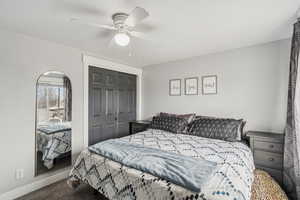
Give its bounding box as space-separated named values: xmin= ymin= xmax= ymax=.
xmin=63 ymin=77 xmax=72 ymax=121
xmin=283 ymin=20 xmax=300 ymax=199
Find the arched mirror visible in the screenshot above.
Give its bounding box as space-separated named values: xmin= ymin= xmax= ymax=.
xmin=35 ymin=71 xmax=72 ymax=176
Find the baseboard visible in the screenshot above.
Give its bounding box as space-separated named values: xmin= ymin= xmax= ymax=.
xmin=0 ymin=169 xmax=69 ymax=200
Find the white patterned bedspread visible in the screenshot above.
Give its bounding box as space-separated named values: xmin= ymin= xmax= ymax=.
xmin=69 ymin=129 xmax=255 ymax=200
xmin=37 ymin=130 xmax=71 ymax=169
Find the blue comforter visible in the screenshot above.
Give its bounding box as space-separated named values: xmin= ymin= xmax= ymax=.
xmin=37 ymin=122 xmax=71 ymax=135
xmin=89 ymin=139 xmax=217 ymax=192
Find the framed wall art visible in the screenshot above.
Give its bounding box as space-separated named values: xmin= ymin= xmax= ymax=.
xmin=184 ymin=77 xmax=198 ymax=95
xmin=169 ymin=79 xmax=181 ymax=96
xmin=202 ymin=75 xmax=217 ymax=95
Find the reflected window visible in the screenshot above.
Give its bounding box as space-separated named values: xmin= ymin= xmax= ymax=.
xmin=37 ymin=84 xmax=65 ymax=122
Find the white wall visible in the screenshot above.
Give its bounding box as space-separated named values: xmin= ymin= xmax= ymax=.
xmin=0 ymin=28 xmax=141 ymax=198
xmin=142 ymin=39 xmax=290 ymax=133
xmin=0 ymin=28 xmax=84 ymax=195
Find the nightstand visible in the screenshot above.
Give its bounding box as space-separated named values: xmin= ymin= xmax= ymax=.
xmin=129 ymin=120 xmax=151 ymax=135
xmin=247 ymin=131 xmax=284 ymax=185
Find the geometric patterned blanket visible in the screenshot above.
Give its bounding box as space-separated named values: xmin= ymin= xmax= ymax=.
xmin=37 ymin=129 xmax=71 ymax=169
xmin=69 ymin=129 xmax=255 ymax=200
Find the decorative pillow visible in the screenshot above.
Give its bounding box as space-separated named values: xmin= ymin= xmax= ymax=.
xmin=160 ymin=112 xmax=196 ymax=123
xmin=194 ymin=115 xmax=246 ymax=141
xmin=195 ymin=115 xmax=215 ymax=120
xmin=150 ymin=115 xmax=188 ymax=134
xmin=188 ymin=118 xmax=244 ymax=141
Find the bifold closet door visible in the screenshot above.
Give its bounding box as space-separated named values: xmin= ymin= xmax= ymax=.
xmin=88 ymin=66 xmax=137 ymax=146
xmin=89 ymin=66 xmax=118 ymax=145
xmin=117 ymin=73 xmax=137 ymax=138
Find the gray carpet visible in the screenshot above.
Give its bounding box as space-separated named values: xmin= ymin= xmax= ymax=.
xmin=16 ymin=180 xmax=108 ymax=200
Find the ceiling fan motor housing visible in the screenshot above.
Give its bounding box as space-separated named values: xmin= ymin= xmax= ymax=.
xmin=112 ymin=13 xmax=129 ymax=31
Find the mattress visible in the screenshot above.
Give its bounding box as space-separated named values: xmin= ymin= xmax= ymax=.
xmin=69 ymin=129 xmax=255 ymax=200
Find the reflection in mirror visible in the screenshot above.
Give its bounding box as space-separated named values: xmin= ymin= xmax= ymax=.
xmin=35 ymin=71 xmax=72 ymax=176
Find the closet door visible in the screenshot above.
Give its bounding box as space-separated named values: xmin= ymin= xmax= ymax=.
xmin=89 ymin=66 xmax=118 ymax=145
xmin=117 ymin=73 xmax=137 ymax=138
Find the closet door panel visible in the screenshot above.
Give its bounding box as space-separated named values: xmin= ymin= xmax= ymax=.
xmin=90 ymin=66 xmax=106 ymax=86
xmin=105 ymin=71 xmax=118 ymax=88
xmin=118 ymin=89 xmax=129 ymax=120
xmin=89 ymin=67 xmax=106 ymax=145
xmin=116 ymin=73 xmax=137 ymax=138
xmin=89 ymin=66 xmax=117 ymax=145
xmin=117 ymin=88 xmax=130 ymax=138
xmin=92 ymin=87 xmax=105 ymax=117
xmin=89 ymin=125 xmax=102 ymax=145
xmin=127 ymin=75 xmax=137 ymax=121
xmin=128 ymin=89 xmax=136 ymax=121
xmin=89 ymin=66 xmax=137 ymax=144
xmin=105 ymin=88 xmax=116 ymax=120
xmin=103 ymin=70 xmax=118 ymax=136
xmin=103 ymin=88 xmax=117 ymax=138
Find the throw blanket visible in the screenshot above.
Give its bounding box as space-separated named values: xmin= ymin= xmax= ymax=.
xmin=89 ymin=139 xmax=217 ymax=192
xmin=37 ymin=122 xmax=71 ymax=135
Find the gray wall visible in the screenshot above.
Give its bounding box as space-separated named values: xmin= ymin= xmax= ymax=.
xmin=0 ymin=29 xmax=84 ymax=194
xmin=142 ymin=40 xmax=290 ymax=133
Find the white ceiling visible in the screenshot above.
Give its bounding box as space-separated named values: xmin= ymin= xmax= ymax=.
xmin=0 ymin=0 xmax=298 ymax=67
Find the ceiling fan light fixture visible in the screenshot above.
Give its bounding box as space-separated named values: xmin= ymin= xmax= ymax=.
xmin=114 ymin=32 xmax=130 ymax=46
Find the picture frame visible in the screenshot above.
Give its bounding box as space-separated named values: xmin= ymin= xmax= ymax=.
xmin=202 ymin=75 xmax=217 ymax=95
xmin=169 ymin=79 xmax=181 ymax=96
xmin=184 ymin=77 xmax=198 ymax=95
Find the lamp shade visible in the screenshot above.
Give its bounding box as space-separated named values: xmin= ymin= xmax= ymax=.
xmin=114 ymin=33 xmax=130 ymax=46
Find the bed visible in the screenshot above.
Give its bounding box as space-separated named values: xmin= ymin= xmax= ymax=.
xmin=36 ymin=121 xmax=71 ymax=169
xmin=69 ymin=128 xmax=254 ymax=200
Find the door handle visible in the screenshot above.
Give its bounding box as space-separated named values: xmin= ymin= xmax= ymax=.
xmin=268 ymin=157 xmax=275 ymax=162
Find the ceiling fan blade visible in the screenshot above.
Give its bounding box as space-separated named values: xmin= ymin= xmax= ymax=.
xmin=108 ymin=36 xmax=116 ymax=48
xmin=70 ymin=18 xmax=116 ymax=30
xmin=125 ymin=7 xmax=149 ymax=27
xmin=130 ymin=31 xmax=151 ymax=41
xmin=130 ymin=31 xmax=146 ymax=39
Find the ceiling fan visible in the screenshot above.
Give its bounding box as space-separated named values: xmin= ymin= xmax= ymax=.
xmin=70 ymin=7 xmax=149 ymax=47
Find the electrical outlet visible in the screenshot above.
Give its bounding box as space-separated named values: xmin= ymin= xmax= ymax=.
xmin=15 ymin=169 xmax=24 ymax=180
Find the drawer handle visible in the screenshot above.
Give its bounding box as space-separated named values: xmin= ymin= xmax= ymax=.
xmin=269 ymin=157 xmax=275 ymax=162
xmin=269 ymin=144 xmax=274 ymax=149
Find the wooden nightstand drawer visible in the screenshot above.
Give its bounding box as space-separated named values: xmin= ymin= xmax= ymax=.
xmin=254 ymin=140 xmax=283 ymax=153
xmin=254 ymin=150 xmax=283 ymax=170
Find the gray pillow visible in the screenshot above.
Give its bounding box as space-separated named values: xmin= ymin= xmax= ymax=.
xmin=160 ymin=112 xmax=196 ymax=123
xmin=151 ymin=115 xmax=188 ymax=134
xmin=188 ymin=118 xmax=244 ymax=141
